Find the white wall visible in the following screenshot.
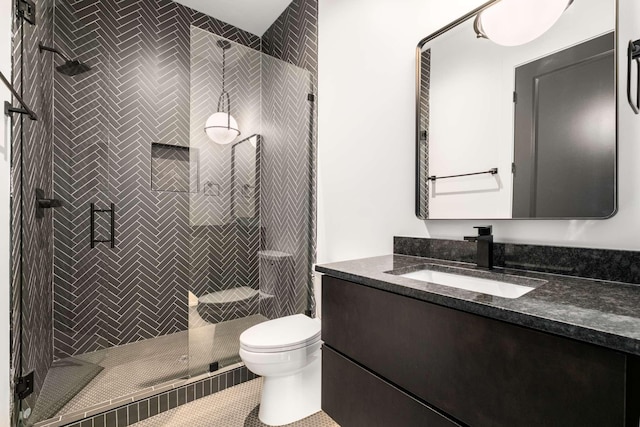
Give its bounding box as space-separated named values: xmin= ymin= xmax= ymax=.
xmin=317 ymin=0 xmax=640 ymax=264
xmin=1 ymin=0 xmax=12 ymax=423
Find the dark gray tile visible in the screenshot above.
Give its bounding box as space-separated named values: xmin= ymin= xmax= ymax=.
xmin=159 ymin=393 xmax=169 ymax=412
xmin=177 ymin=387 xmax=186 ymax=406
xmin=117 ymin=407 xmax=127 ymax=426
xmin=203 ymin=379 xmax=211 ymax=396
xmin=149 ymin=397 xmax=159 ymax=417
xmin=211 ymin=376 xmax=219 ymax=394
xmin=196 ymin=381 xmax=204 ymax=399
xmin=186 ymin=385 xmax=195 ymax=402
xmin=94 ymin=415 xmax=105 ymax=427
xmin=105 ymin=410 xmax=117 ymax=427
xmin=128 ymin=403 xmax=139 ymax=424
xmin=80 ymin=420 xmax=92 ymax=427
xmin=168 ymin=390 xmax=178 ymax=409
xmin=138 ymin=400 xmax=149 ymax=421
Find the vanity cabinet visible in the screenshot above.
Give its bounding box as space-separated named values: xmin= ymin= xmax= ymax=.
xmin=321 ymin=275 xmax=640 ymax=427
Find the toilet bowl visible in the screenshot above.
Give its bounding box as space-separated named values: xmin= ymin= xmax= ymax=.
xmin=239 ymin=314 xmax=322 ymax=426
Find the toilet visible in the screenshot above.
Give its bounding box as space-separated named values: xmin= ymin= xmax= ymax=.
xmin=239 ymin=314 xmax=322 ymax=426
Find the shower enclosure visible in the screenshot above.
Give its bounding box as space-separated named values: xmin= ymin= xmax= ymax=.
xmin=10 ymin=0 xmax=316 ymax=425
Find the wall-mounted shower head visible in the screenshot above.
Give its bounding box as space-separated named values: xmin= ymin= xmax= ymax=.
xmin=38 ymin=42 xmax=92 ymax=76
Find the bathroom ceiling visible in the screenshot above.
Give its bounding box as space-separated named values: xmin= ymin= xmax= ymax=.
xmin=172 ymin=0 xmax=294 ymax=36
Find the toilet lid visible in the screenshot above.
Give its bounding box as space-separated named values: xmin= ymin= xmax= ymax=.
xmin=240 ymin=314 xmax=321 ymax=353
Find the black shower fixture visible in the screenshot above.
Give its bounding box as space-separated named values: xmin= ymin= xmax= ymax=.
xmin=38 ymin=42 xmax=92 ymax=76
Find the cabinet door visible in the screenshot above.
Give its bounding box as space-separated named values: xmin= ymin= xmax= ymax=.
xmin=323 ymin=346 xmax=460 ymax=427
xmin=322 ymin=276 xmax=626 ymax=427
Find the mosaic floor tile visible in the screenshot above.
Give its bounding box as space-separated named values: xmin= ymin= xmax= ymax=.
xmin=133 ymin=378 xmax=339 ymax=427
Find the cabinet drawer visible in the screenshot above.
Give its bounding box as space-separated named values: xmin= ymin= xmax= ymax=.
xmin=322 ymin=276 xmax=626 ymax=427
xmin=323 ymin=346 xmax=459 ymax=427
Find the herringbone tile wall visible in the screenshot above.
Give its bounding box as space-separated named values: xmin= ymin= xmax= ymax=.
xmin=51 ymin=0 xmax=263 ymax=359
xmin=262 ymin=0 xmax=318 ymax=76
xmin=10 ymin=0 xmax=55 ymax=418
xmin=418 ymin=49 xmax=431 ymax=218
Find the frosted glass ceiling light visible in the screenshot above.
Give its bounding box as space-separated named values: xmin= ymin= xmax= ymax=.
xmin=474 ymin=0 xmax=573 ymax=47
xmin=205 ymin=39 xmax=241 ymax=145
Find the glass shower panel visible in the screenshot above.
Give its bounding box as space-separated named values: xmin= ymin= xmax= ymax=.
xmin=259 ymin=55 xmax=314 ymax=320
xmin=188 ymin=28 xmax=265 ymax=376
xmin=187 ymin=26 xmax=314 ymax=378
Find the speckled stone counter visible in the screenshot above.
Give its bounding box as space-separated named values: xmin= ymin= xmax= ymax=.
xmin=315 ymin=254 xmax=640 ymax=356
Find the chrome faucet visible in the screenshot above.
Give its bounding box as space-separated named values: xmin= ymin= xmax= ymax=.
xmin=464 ymin=226 xmax=493 ymax=269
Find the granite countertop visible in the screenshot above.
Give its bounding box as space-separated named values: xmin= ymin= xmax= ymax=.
xmin=315 ymin=254 xmax=640 ymax=356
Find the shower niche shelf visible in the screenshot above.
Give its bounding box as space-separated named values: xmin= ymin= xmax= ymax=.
xmin=151 ymin=142 xmax=198 ymax=193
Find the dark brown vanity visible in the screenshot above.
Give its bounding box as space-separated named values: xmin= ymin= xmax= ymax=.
xmin=318 ymin=250 xmax=640 ymax=427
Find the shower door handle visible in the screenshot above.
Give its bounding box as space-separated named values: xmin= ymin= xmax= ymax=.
xmin=627 ymin=39 xmax=640 ymax=114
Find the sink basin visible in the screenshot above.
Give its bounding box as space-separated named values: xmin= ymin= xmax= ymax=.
xmin=400 ymin=269 xmax=536 ymax=299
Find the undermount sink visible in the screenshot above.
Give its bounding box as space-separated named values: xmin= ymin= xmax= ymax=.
xmin=400 ymin=268 xmax=537 ymax=299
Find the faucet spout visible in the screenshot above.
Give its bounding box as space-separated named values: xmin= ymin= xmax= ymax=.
xmin=464 ymin=226 xmax=494 ymax=269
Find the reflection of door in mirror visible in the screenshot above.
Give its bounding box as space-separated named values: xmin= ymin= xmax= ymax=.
xmin=513 ymin=32 xmax=615 ymax=218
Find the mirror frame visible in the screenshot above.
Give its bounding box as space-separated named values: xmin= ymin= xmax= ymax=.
xmin=415 ymin=0 xmax=619 ymax=221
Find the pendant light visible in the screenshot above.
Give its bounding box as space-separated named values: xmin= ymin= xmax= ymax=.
xmin=205 ymin=40 xmax=241 ymax=145
xmin=474 ymin=0 xmax=573 ymax=47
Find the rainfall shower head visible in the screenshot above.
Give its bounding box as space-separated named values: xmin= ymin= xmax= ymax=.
xmin=56 ymin=60 xmax=91 ymax=76
xmin=39 ymin=42 xmax=92 ymax=76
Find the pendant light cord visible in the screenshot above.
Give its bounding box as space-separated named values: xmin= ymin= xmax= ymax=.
xmin=216 ymin=44 xmax=232 ymax=129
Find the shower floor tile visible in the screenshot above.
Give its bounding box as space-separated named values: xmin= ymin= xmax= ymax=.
xmin=55 ymin=315 xmax=267 ymax=417
xmin=132 ymin=378 xmax=339 ymax=427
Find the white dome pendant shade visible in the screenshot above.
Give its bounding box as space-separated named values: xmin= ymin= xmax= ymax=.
xmin=474 ymin=0 xmax=573 ymax=47
xmin=205 ymin=112 xmax=240 ymax=145
xmin=205 ymin=39 xmax=241 ymax=145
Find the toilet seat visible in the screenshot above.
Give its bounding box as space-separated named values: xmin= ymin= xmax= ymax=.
xmin=240 ymin=314 xmax=321 ymax=353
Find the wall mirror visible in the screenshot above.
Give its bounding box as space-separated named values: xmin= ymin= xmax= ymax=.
xmin=416 ymin=0 xmax=617 ymax=220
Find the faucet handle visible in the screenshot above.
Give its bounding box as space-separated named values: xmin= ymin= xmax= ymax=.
xmin=473 ymin=225 xmax=492 ymax=236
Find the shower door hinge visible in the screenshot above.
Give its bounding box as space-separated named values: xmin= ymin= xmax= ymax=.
xmin=512 ymin=162 xmax=516 ymax=174
xmin=16 ymin=0 xmax=36 ymax=25
xmin=15 ymin=371 xmax=34 ymax=400
xmin=513 ymin=91 xmax=517 ymax=103
xmin=307 ymin=93 xmax=315 ymax=102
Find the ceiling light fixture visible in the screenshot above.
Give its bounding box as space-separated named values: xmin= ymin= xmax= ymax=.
xmin=205 ymin=40 xmax=241 ymax=145
xmin=474 ymin=0 xmax=573 ymax=47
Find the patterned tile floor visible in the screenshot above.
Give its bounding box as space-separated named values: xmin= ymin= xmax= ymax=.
xmin=55 ymin=314 xmax=267 ymax=416
xmin=133 ymin=378 xmax=339 ymax=427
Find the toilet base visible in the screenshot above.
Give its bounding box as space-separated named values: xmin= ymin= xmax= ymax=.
xmin=258 ymin=349 xmax=322 ymax=426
